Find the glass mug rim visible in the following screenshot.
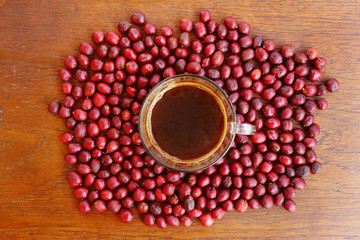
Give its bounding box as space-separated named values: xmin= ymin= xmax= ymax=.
xmin=139 ymin=74 xmax=242 ymax=172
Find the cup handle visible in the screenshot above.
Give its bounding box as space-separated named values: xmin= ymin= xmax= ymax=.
xmin=235 ymin=123 xmax=256 ymax=135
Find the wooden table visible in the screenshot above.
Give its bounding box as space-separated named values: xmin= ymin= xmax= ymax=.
xmin=1 ymin=0 xmax=359 ymax=239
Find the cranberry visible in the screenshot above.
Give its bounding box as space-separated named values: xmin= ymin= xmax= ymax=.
xmin=253 ymin=184 xmax=266 ymax=197
xmin=283 ymin=199 xmax=297 ymax=212
xmin=105 ymin=31 xmax=120 ymax=45
xmin=173 ymin=204 xmax=186 ymax=217
xmin=179 ymin=215 xmax=192 ymax=227
xmin=269 ymin=51 xmax=283 ymax=65
xmin=48 ymin=100 xmax=60 ymax=114
xmin=67 ymin=143 xmax=82 ymax=154
xmin=200 ymin=9 xmax=211 ymax=23
xmin=317 ymin=85 xmax=327 ymax=96
xmin=107 ymin=199 xmax=122 ymax=214
xmin=241 ymin=49 xmax=255 ymax=61
xmin=79 ymin=42 xmax=94 ymax=56
xmin=166 ymin=215 xmax=180 ymax=227
xmin=292 ymin=177 xmax=306 ymax=190
xmin=119 ymin=209 xmax=133 ymax=223
xmin=238 ymin=22 xmax=251 ymax=34
xmin=326 ymin=78 xmax=340 ymax=92
xmin=296 ymin=165 xmax=311 ymax=177
xmin=292 ymin=78 xmax=305 ymax=92
xmin=155 ymin=216 xmax=167 ymax=228
xmin=199 ymin=213 xmax=214 ymax=227
xmin=91 ymin=31 xmax=104 ymax=44
xmin=252 ymin=36 xmax=263 ymax=48
xmin=306 ymin=48 xmax=319 ymax=60
xmin=222 ymin=200 xmax=234 ymax=212
xmin=117 ymin=20 xmax=130 ymax=33
xmin=68 ymin=171 xmax=82 ymax=187
xmin=283 ymin=72 xmax=295 ymax=85
xmin=295 ymin=65 xmax=309 ymax=77
xmin=251 ymin=132 xmax=266 ymax=144
xmin=261 ymin=88 xmax=275 ymax=100
xmin=308 ymin=123 xmax=320 ymax=137
xmin=252 ymin=81 xmax=264 ymax=94
xmin=273 ymin=96 xmax=288 ymax=108
xmin=206 ymin=19 xmax=217 ymax=33
xmin=283 ymin=186 xmax=296 ymax=199
xmin=180 ymin=18 xmax=193 ymax=32
xmin=78 ymin=200 xmax=91 ymax=213
xmin=234 ymin=199 xmax=248 ymax=213
xmin=211 ymin=51 xmax=225 ymax=67
xmin=260 ymin=195 xmax=273 ymax=209
xmin=63 ymin=55 xmax=77 ymax=69
xmin=267 ymin=182 xmax=280 ymax=195
xmin=309 ymin=69 xmax=322 ymax=82
xmin=194 ymin=22 xmax=207 ymax=38
xmin=225 ymin=30 xmax=238 ymax=42
xmin=130 ymin=12 xmax=146 ymax=25
xmin=261 ymin=40 xmax=274 ymax=52
xmin=314 ymin=57 xmax=326 ymax=69
xmin=293 ymin=52 xmax=307 ymax=64
xmin=87 ymin=190 xmax=99 ymax=203
xmin=280 ymin=44 xmax=294 ymax=58
xmin=161 ymin=26 xmax=174 ymax=37
xmin=311 ymin=161 xmax=322 ymax=174
xmin=254 ymin=48 xmax=268 ymax=63
xmin=266 ymin=193 xmax=279 ymax=207
xmin=285 ymin=167 xmax=295 ymax=178
xmin=141 ymin=213 xmax=155 ymax=226
xmin=128 ymin=27 xmax=142 ymax=41
xmin=316 ymin=98 xmax=328 ymax=110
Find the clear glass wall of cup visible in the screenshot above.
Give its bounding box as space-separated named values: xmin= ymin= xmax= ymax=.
xmin=139 ymin=74 xmax=256 ymax=172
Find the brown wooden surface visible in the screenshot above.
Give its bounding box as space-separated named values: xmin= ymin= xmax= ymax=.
xmin=1 ymin=0 xmax=360 ymax=239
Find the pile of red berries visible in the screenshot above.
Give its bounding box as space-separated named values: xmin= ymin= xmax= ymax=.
xmin=48 ymin=10 xmax=340 ymax=227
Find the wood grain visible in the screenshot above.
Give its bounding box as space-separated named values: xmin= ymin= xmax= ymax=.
xmin=1 ymin=0 xmax=360 ymax=239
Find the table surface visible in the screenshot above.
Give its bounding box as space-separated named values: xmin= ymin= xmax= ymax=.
xmin=1 ymin=0 xmax=360 ymax=239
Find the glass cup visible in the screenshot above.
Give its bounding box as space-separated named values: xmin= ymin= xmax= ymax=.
xmin=139 ymin=74 xmax=256 ymax=172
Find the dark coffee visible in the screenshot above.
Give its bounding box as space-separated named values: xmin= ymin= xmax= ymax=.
xmin=151 ymin=85 xmax=225 ymax=160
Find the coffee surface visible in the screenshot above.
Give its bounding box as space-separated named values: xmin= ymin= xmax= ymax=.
xmin=151 ymin=85 xmax=225 ymax=159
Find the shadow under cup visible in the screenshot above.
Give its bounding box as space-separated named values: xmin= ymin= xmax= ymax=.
xmin=139 ymin=74 xmax=240 ymax=172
